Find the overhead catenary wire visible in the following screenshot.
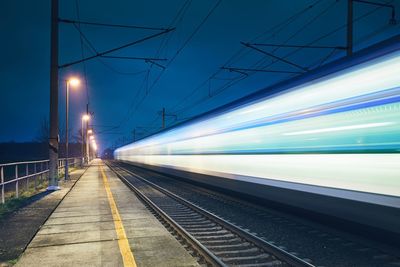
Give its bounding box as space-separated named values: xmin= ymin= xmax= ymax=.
xmin=114 ymin=0 xmax=222 ymax=134
xmin=74 ymin=0 xmax=89 ymax=107
xmin=59 ymin=18 xmax=168 ymax=31
xmin=168 ymin=0 xmax=324 ymax=115
xmin=171 ymin=0 xmax=392 ymax=117
xmin=59 ymin=28 xmax=175 ymax=69
xmin=69 ymin=15 xmax=161 ymax=76
xmin=111 ymin=1 xmax=193 ymax=129
xmin=112 ymin=0 xmax=396 ymax=146
xmin=146 ymin=0 xmax=222 ymax=97
xmin=106 ymin=1 xmax=195 ymax=142
xmin=125 ymin=0 xmax=325 ymax=141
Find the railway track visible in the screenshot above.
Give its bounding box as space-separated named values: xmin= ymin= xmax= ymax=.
xmin=111 ymin=161 xmax=400 ymax=267
xmin=106 ymin=161 xmax=313 ymax=267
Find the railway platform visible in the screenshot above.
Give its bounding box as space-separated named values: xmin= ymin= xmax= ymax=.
xmin=15 ymin=159 xmax=200 ymax=267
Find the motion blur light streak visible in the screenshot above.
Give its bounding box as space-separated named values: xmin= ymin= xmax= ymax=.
xmin=115 ymin=39 xmax=400 ymax=210
xmin=282 ymin=121 xmax=395 ymax=136
xmin=120 ymin=154 xmax=400 ymax=204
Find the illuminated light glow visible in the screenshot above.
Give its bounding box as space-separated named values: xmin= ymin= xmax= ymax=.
xmin=240 ymin=105 xmax=266 ymax=115
xmin=120 ymin=154 xmax=400 ymax=202
xmin=90 ymin=135 xmax=95 ymax=140
xmin=68 ymin=77 xmax=80 ymax=87
xmin=87 ymin=129 xmax=93 ymax=134
xmin=283 ymin=122 xmax=395 ymax=136
xmin=115 ymin=48 xmax=400 ymax=205
xmin=123 ymin=102 xmax=400 ymax=155
xmin=82 ymin=114 xmax=90 ymax=121
xmin=117 ymin=52 xmax=400 ymax=150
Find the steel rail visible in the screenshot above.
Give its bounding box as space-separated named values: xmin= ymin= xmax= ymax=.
xmin=109 ymin=161 xmax=315 ymax=267
xmin=105 ymin=161 xmax=226 ymax=267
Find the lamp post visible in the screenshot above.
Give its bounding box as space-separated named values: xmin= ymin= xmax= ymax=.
xmin=81 ymin=114 xmax=90 ymax=165
xmin=87 ymin=129 xmax=93 ymax=163
xmin=91 ymin=140 xmax=97 ymax=158
xmin=65 ymin=77 xmax=80 ymax=180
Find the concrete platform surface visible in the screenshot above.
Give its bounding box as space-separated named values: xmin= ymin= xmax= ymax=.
xmin=0 ymin=167 xmax=86 ymax=264
xmin=16 ymin=159 xmax=200 ymax=267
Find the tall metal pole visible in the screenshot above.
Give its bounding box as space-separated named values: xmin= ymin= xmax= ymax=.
xmin=347 ymin=0 xmax=353 ymax=56
xmin=48 ymin=0 xmax=60 ymax=190
xmin=85 ymin=104 xmax=90 ymax=164
xmin=65 ymin=81 xmax=69 ymax=180
xmin=81 ymin=117 xmax=84 ymax=164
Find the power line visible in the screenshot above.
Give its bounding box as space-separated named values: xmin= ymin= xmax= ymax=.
xmin=59 ymin=18 xmax=168 ymax=31
xmin=74 ymin=0 xmax=89 ymax=107
xmin=250 ymin=43 xmax=347 ymax=49
xmin=221 ymin=67 xmax=303 ymax=74
xmin=241 ymin=42 xmax=309 ymax=72
xmin=115 ymin=0 xmax=221 ymax=133
xmin=101 ymin=55 xmax=167 ymax=61
xmin=172 ymin=0 xmax=391 ymax=117
xmin=118 ymin=0 xmax=194 ymax=137
xmin=146 ymin=0 xmax=222 ymax=94
xmin=71 ymin=24 xmax=150 ymax=75
xmin=168 ymin=0 xmax=323 ymax=115
xmin=59 ymin=28 xmax=175 ymax=68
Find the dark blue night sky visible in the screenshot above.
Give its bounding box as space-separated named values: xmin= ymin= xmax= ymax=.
xmin=1 ymin=0 xmax=399 ymax=151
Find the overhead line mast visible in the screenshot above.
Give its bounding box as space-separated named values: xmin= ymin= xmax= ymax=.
xmin=48 ymin=0 xmax=59 ymax=190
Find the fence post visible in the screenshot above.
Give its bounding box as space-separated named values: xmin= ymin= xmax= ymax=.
xmin=34 ymin=163 xmax=37 ymax=190
xmin=26 ymin=163 xmax=29 ymax=191
xmin=15 ymin=165 xmax=19 ymax=198
xmin=1 ymin=167 xmax=4 ymax=204
xmin=40 ymin=162 xmax=43 ymax=184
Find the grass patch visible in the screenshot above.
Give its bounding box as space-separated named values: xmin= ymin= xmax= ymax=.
xmin=0 ymin=167 xmax=80 ymax=219
xmin=0 ymin=179 xmax=48 ymax=218
xmin=7 ymin=258 xmax=19 ymax=265
xmin=0 ymin=197 xmax=29 ymax=218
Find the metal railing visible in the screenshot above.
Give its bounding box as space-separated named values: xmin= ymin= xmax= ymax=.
xmin=0 ymin=157 xmax=84 ymax=204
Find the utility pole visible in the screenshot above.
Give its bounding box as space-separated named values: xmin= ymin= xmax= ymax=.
xmin=48 ymin=0 xmax=59 ymax=190
xmin=86 ymin=104 xmax=89 ymax=164
xmin=65 ymin=81 xmax=69 ymax=180
xmin=347 ymin=0 xmax=353 ymax=56
xmin=162 ymin=107 xmax=165 ymax=129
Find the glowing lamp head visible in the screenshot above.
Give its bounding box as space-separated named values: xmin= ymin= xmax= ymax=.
xmin=90 ymin=135 xmax=95 ymax=141
xmin=87 ymin=129 xmax=93 ymax=134
xmin=68 ymin=77 xmax=80 ymax=87
xmin=82 ymin=114 xmax=90 ymax=121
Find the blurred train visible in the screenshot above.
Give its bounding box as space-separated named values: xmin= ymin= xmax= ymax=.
xmin=115 ymin=35 xmax=400 ymax=240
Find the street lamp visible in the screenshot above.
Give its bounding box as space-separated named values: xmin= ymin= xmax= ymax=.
xmin=87 ymin=129 xmax=93 ymax=162
xmin=65 ymin=77 xmax=80 ymax=181
xmin=92 ymin=141 xmax=98 ymax=158
xmin=81 ymin=114 xmax=90 ymax=164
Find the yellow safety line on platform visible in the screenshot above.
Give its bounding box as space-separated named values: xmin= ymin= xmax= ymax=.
xmin=100 ymin=165 xmax=137 ymax=267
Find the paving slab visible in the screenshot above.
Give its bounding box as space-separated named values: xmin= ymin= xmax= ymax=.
xmin=15 ymin=159 xmax=200 ymax=267
xmin=0 ymin=167 xmax=86 ymax=264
